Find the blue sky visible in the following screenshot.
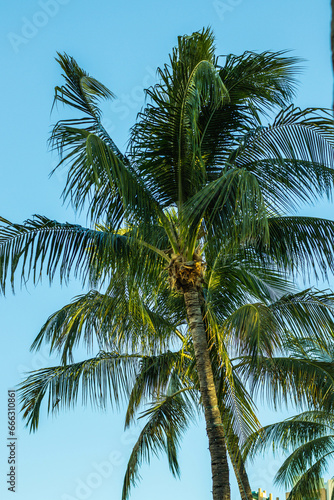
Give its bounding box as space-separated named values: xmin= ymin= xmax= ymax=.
xmin=0 ymin=1 xmax=333 ymax=499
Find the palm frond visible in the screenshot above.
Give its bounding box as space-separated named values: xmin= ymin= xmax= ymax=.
xmin=18 ymin=352 xmax=143 ymax=432
xmin=53 ymin=52 xmax=124 ymax=158
xmin=182 ymin=166 xmax=269 ymax=254
xmin=125 ymin=349 xmax=192 ymax=427
xmin=122 ymin=387 xmax=195 ymax=500
xmin=241 ymin=355 xmax=334 ymax=411
xmin=269 ymin=288 xmax=334 ymax=342
xmin=30 ymin=282 xmax=184 ymax=364
xmin=244 ymin=412 xmax=334 ymax=459
xmin=130 ymin=28 xmax=229 ymax=208
xmin=0 ymin=216 xmax=131 ymax=292
xmin=258 ymin=216 xmax=334 ymax=281
xmin=235 ymin=106 xmax=334 ymax=212
xmin=223 ymin=302 xmax=280 ymax=360
xmin=219 ymin=50 xmax=300 ymax=112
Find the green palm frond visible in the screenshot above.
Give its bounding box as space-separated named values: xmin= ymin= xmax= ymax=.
xmin=259 ymin=216 xmax=334 ymax=280
xmin=131 ymin=28 xmax=229 ymax=208
xmin=244 ymin=412 xmax=334 ymax=500
xmin=51 ymin=54 xmax=164 ymax=226
xmin=51 ymin=124 xmax=162 ymax=225
xmin=30 ymin=284 xmax=184 ymax=364
xmin=243 ymin=411 xmax=334 ymax=459
xmin=122 ymin=386 xmax=195 ymax=500
xmin=0 ymin=215 xmax=174 ymax=294
xmin=234 ymin=106 xmax=334 ymax=212
xmin=269 ymin=289 xmax=334 ymax=342
xmin=283 ymin=459 xmax=330 ymax=500
xmin=206 ymin=254 xmax=295 ymax=318
xmin=241 ymin=354 xmax=334 ymax=411
xmin=125 ymin=350 xmax=192 ymax=427
xmin=18 ymin=352 xmax=145 ymax=432
xmin=222 ymin=302 xmax=279 ymax=360
xmin=182 ymin=166 xmax=269 ymax=255
xmin=217 ymin=366 xmax=261 ymax=443
xmin=53 ymin=52 xmax=123 ymax=158
xmin=285 ymin=335 xmax=334 ymax=363
xmin=0 ymin=216 xmax=130 ymax=292
xmin=219 ymin=50 xmax=300 ymax=112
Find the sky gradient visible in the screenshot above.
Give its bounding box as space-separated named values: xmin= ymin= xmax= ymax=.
xmin=0 ymin=1 xmax=333 ymax=499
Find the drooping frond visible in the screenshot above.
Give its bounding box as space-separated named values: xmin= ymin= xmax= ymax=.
xmin=215 ymin=359 xmax=261 ymax=443
xmin=269 ymin=289 xmax=334 ymax=342
xmin=241 ymin=354 xmax=334 ymax=411
xmin=0 ymin=216 xmax=130 ymax=292
xmin=125 ymin=349 xmax=193 ymax=427
xmin=122 ymin=387 xmax=195 ymax=500
xmin=244 ymin=412 xmax=334 ymax=500
xmin=259 ymin=216 xmax=334 ymax=281
xmin=18 ymin=352 xmax=144 ymax=432
xmin=51 ymin=125 xmax=162 ymax=225
xmin=53 ymin=52 xmax=123 ymax=158
xmin=206 ymin=250 xmax=295 ymax=317
xmin=244 ymin=411 xmax=334 ymax=458
xmin=51 ymin=54 xmax=165 ymax=226
xmin=223 ymin=302 xmax=280 ymax=361
xmin=30 ymin=283 xmax=184 ymax=364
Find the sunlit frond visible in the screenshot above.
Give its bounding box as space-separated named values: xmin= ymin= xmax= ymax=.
xmin=18 ymin=352 xmax=143 ymax=432
xmin=122 ymin=387 xmax=195 ymax=500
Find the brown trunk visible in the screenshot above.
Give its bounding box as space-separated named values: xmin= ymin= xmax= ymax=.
xmin=184 ymin=286 xmax=230 ymax=500
xmin=225 ymin=428 xmax=253 ymax=500
xmin=237 ymin=460 xmax=253 ymax=500
xmin=229 ymin=447 xmax=253 ymax=500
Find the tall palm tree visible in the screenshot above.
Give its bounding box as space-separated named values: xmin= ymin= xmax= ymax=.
xmin=2 ymin=27 xmax=334 ymax=500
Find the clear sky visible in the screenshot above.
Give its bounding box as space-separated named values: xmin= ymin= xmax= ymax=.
xmin=0 ymin=1 xmax=333 ymax=499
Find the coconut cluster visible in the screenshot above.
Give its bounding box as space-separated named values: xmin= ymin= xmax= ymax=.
xmin=167 ymin=252 xmax=205 ymax=292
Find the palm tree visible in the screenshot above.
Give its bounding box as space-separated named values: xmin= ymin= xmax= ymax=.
xmin=244 ymin=336 xmax=334 ymax=500
xmin=2 ymin=27 xmax=334 ymax=500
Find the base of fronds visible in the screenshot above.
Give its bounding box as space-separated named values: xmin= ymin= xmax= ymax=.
xmin=167 ymin=253 xmax=205 ymax=292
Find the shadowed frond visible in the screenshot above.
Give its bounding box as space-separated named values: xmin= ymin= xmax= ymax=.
xmin=259 ymin=216 xmax=334 ymax=281
xmin=125 ymin=349 xmax=193 ymax=427
xmin=223 ymin=302 xmax=279 ymax=360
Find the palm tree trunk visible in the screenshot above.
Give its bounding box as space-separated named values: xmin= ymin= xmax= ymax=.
xmin=225 ymin=428 xmax=253 ymax=500
xmin=237 ymin=460 xmax=253 ymax=500
xmin=230 ymin=451 xmax=253 ymax=500
xmin=184 ymin=286 xmax=231 ymax=500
